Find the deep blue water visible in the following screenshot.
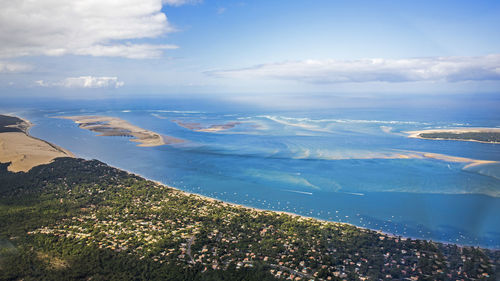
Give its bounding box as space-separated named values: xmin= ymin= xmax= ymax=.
xmin=3 ymin=98 xmax=500 ymax=248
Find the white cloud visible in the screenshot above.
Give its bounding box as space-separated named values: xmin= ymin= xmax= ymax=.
xmin=74 ymin=44 xmax=179 ymax=59
xmin=36 ymin=76 xmax=124 ymax=88
xmin=0 ymin=0 xmax=179 ymax=59
xmin=0 ymin=61 xmax=32 ymax=73
xmin=207 ymin=54 xmax=500 ymax=83
xmin=162 ymin=0 xmax=202 ymax=6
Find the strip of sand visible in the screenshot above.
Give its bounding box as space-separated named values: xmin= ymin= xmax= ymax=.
xmin=419 ymin=152 xmax=497 ymax=169
xmin=59 ymin=116 xmax=183 ymax=147
xmin=383 ymin=150 xmax=497 ymax=169
xmin=405 ymin=128 xmax=500 ymax=144
xmin=173 ymin=120 xmax=241 ymax=132
xmin=0 ymin=116 xmax=74 ymax=172
xmin=326 ymin=150 xmax=497 ymax=171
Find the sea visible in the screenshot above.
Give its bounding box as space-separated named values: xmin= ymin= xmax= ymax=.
xmin=2 ymin=96 xmax=500 ymax=248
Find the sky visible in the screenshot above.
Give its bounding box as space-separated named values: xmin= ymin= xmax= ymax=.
xmin=1 ymin=0 xmax=500 ymax=101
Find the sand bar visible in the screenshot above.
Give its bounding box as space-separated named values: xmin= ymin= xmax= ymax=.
xmin=405 ymin=128 xmax=500 ymax=144
xmin=0 ymin=115 xmax=74 ymax=172
xmin=173 ymin=120 xmax=241 ymax=132
xmin=418 ymin=152 xmax=497 ymax=169
xmin=380 ymin=150 xmax=497 ymax=169
xmin=59 ymin=116 xmax=183 ymax=147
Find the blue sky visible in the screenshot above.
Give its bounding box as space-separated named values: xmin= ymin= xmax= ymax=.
xmin=1 ymin=0 xmax=500 ymax=100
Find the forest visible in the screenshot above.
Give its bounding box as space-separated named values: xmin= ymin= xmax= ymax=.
xmin=0 ymin=157 xmax=498 ymax=280
xmin=419 ymin=132 xmax=500 ymax=143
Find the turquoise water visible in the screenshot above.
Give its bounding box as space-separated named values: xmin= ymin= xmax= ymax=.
xmin=5 ymin=99 xmax=500 ymax=248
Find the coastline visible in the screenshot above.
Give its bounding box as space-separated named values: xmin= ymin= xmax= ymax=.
xmin=3 ymin=114 xmax=498 ymax=250
xmin=128 ymin=172 xmax=499 ymax=250
xmin=5 ymin=159 xmax=495 ymax=280
xmin=0 ymin=114 xmax=74 ymax=172
xmin=1 ymin=114 xmax=372 ymax=239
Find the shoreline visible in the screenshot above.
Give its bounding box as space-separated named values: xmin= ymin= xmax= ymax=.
xmin=0 ymin=114 xmax=74 ymax=172
xmin=3 ymin=114 xmax=498 ymax=250
xmin=127 ymin=171 xmax=499 ymax=250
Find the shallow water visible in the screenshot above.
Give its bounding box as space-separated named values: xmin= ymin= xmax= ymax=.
xmin=7 ymin=100 xmax=500 ymax=248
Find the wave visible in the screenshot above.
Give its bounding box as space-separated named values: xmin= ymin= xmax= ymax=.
xmin=256 ymin=115 xmax=432 ymax=136
xmin=259 ymin=115 xmax=430 ymax=125
xmin=258 ymin=115 xmax=332 ymax=132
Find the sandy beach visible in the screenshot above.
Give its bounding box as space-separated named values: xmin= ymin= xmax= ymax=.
xmin=0 ymin=116 xmax=74 ymax=172
xmin=405 ymin=128 xmax=500 ymax=144
xmin=143 ymin=175 xmax=348 ymax=227
xmin=59 ymin=116 xmax=184 ymax=147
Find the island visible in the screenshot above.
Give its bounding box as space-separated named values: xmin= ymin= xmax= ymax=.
xmin=0 ymin=115 xmax=73 ymax=172
xmin=1 ymin=115 xmax=498 ymax=280
xmin=173 ymin=120 xmax=241 ymax=132
xmin=406 ymin=128 xmax=500 ymax=144
xmin=59 ymin=115 xmax=184 ymax=147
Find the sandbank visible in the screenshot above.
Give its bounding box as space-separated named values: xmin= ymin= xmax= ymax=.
xmin=386 ymin=150 xmax=497 ymax=169
xmin=173 ymin=120 xmax=241 ymax=132
xmin=59 ymin=116 xmax=183 ymax=147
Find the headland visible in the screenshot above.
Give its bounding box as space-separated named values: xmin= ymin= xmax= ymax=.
xmin=406 ymin=128 xmax=500 ymax=144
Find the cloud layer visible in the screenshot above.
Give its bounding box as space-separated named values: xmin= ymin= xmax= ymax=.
xmin=208 ymin=54 xmax=500 ymax=83
xmin=0 ymin=0 xmax=177 ymax=59
xmin=36 ymin=76 xmax=124 ymax=88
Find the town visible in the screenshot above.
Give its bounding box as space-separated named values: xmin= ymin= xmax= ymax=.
xmin=1 ymin=158 xmax=497 ymax=280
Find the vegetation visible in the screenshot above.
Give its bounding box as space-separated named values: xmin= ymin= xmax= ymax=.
xmin=0 ymin=115 xmax=26 ymax=133
xmin=0 ymin=157 xmax=498 ymax=280
xmin=419 ymin=132 xmax=500 ymax=143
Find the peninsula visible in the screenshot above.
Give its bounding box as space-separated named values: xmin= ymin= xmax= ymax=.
xmin=59 ymin=115 xmax=184 ymax=147
xmin=406 ymin=128 xmax=500 ymax=144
